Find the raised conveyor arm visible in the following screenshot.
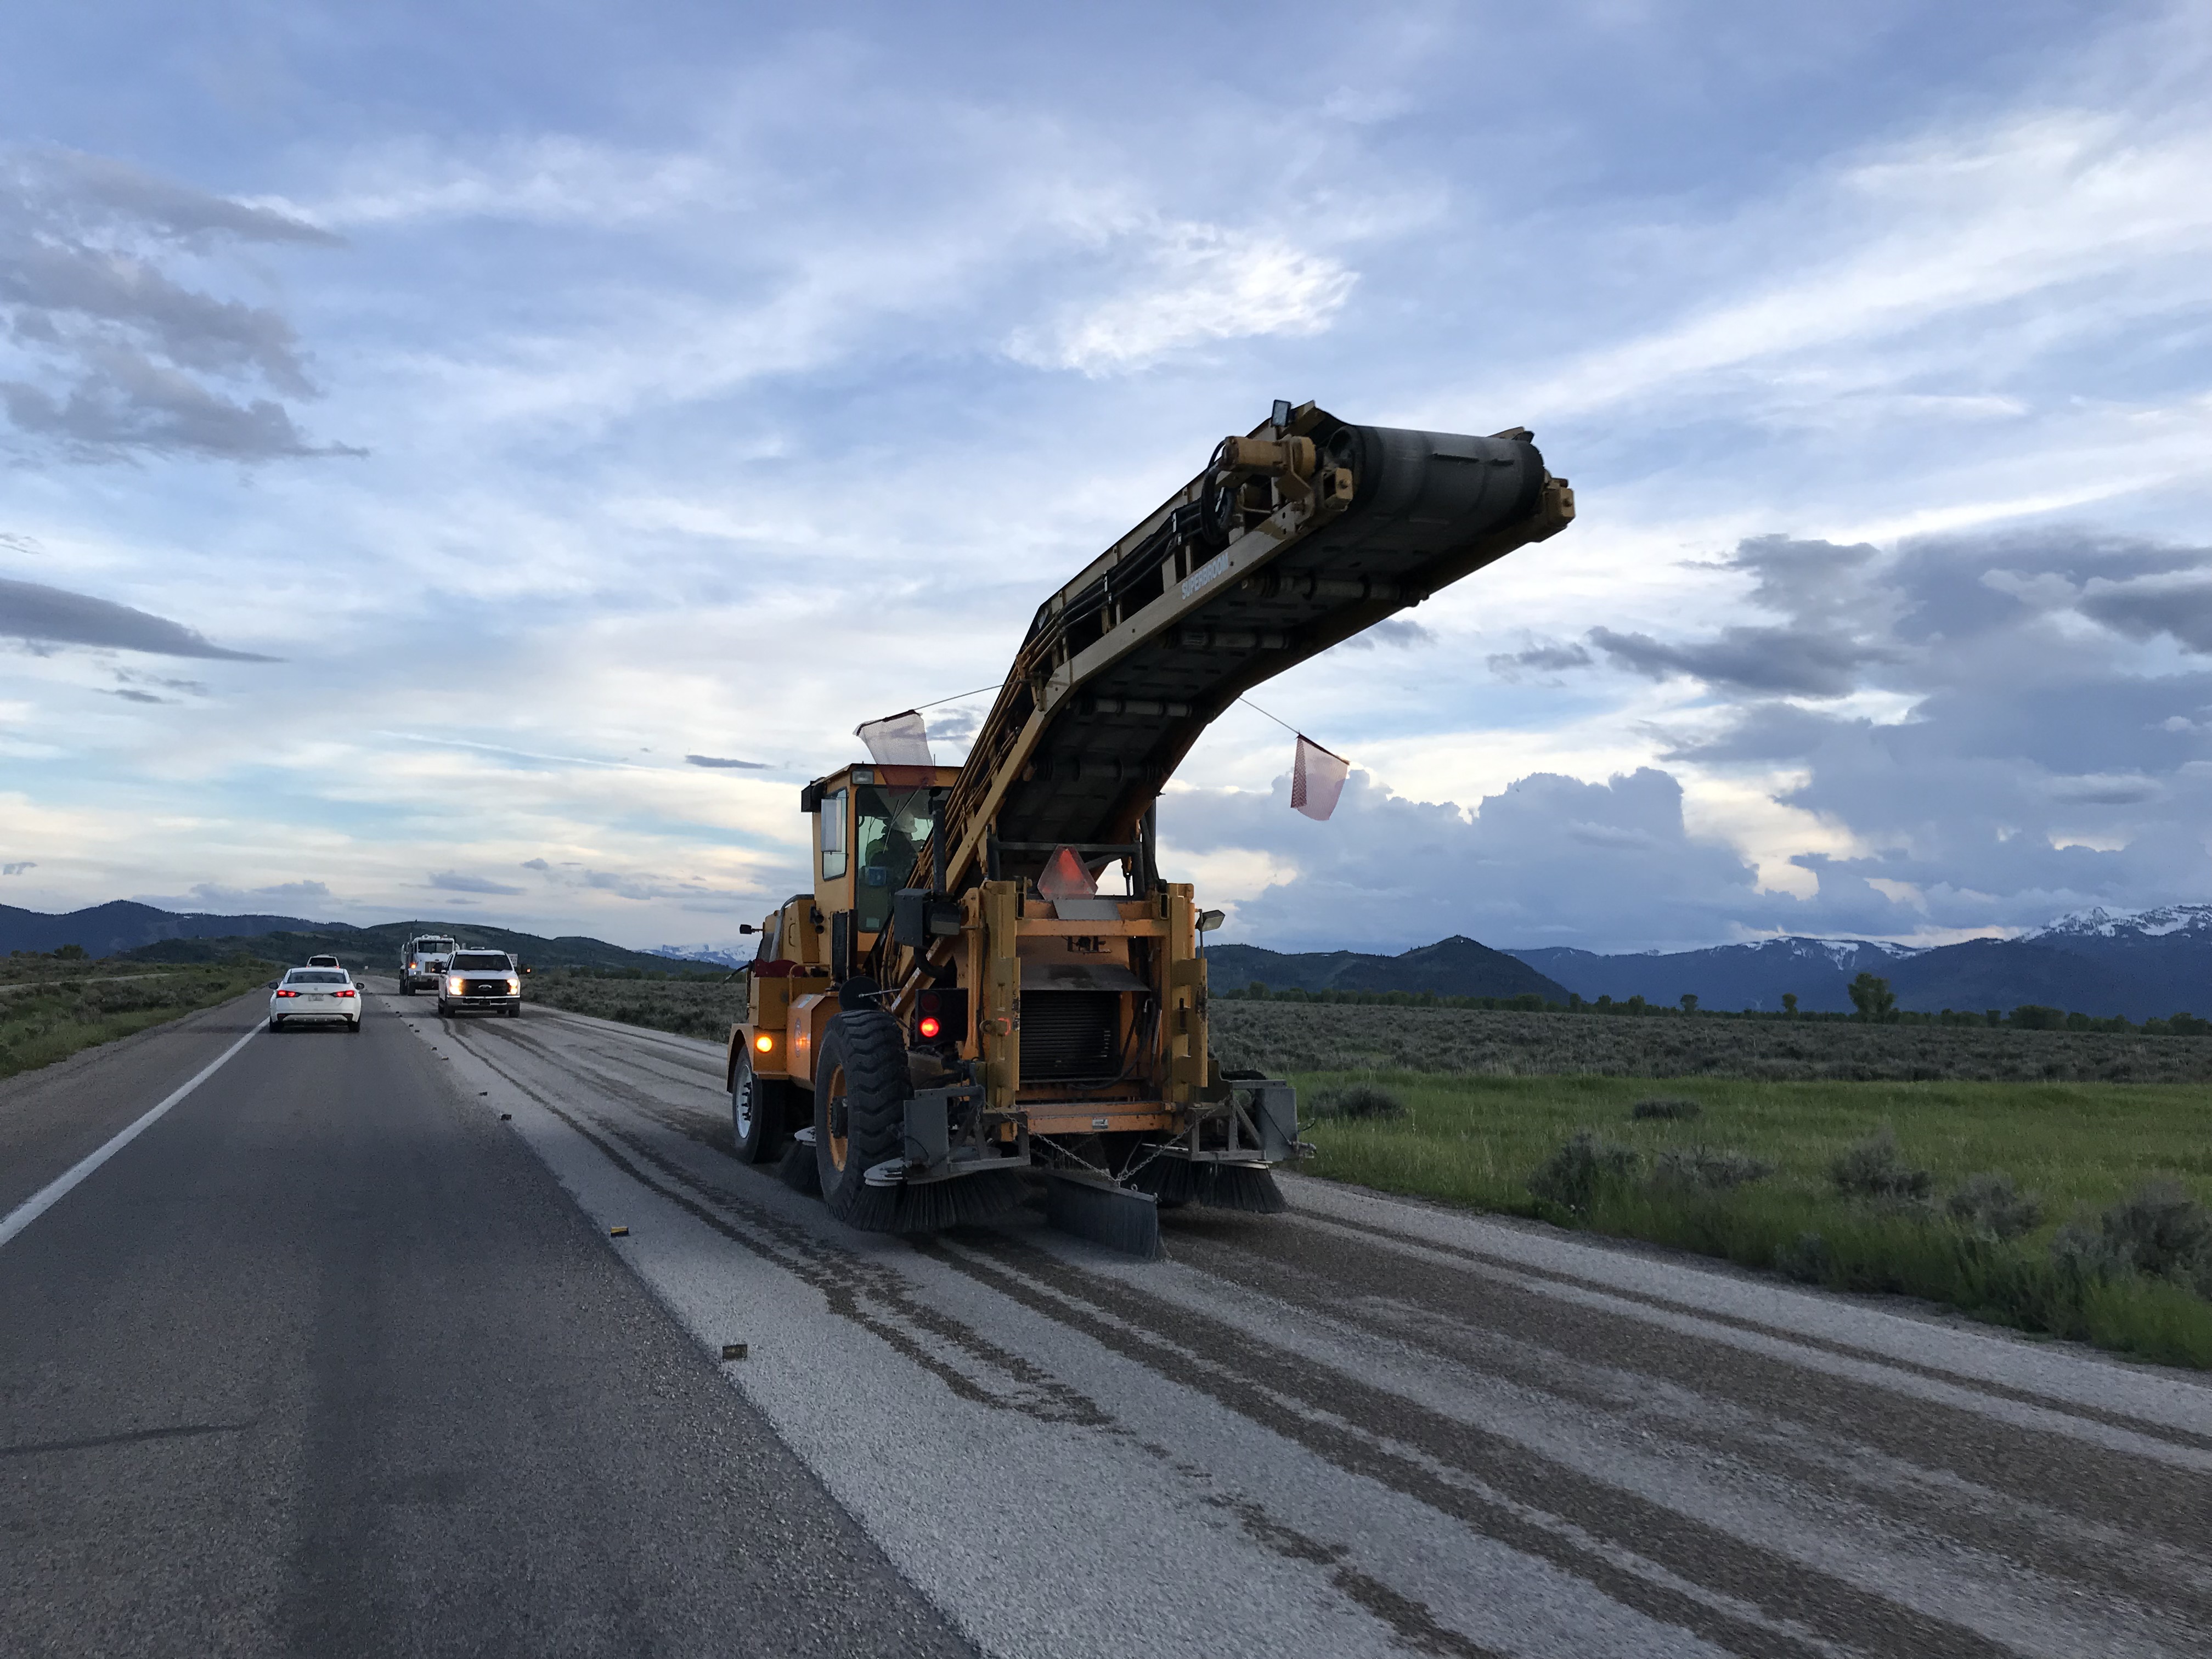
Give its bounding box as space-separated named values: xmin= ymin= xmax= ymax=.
xmin=928 ymin=401 xmax=1572 ymax=896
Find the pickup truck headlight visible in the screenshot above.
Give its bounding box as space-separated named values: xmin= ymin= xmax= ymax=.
xmin=506 ymin=978 xmax=520 ymax=994
xmin=448 ymin=977 xmax=463 ymax=994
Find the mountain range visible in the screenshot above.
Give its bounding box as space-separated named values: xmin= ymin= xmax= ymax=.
xmin=0 ymin=900 xmax=701 ymax=976
xmin=1202 ymin=935 xmax=1570 ymax=1001
xmin=9 ymin=897 xmax=2208 ymax=1019
xmin=1207 ymin=906 xmax=2212 ymax=1019
xmin=1505 ymin=906 xmax=2212 ymax=1019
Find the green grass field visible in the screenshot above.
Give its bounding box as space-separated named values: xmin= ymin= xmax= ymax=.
xmin=1296 ymin=1068 xmax=2212 ymax=1368
xmin=470 ymin=978 xmax=2212 ymax=1367
xmin=0 ymin=956 xmax=276 ymax=1084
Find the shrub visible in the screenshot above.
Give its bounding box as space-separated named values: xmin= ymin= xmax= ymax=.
xmin=1830 ymin=1128 xmax=1933 ymax=1203
xmin=2055 ymin=1180 xmax=2212 ymax=1297
xmin=1652 ymin=1145 xmax=1775 ymax=1192
xmin=1945 ymin=1172 xmax=2043 ymax=1241
xmin=1528 ymin=1131 xmax=1639 ymax=1212
xmin=1307 ymin=1083 xmax=1406 ymax=1121
xmin=1775 ymin=1232 xmax=1833 ymax=1284
xmin=1631 ymin=1096 xmax=1702 ymax=1121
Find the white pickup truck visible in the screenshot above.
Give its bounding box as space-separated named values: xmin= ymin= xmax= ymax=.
xmin=399 ymin=933 xmax=458 ymax=995
xmin=437 ymin=949 xmax=522 ymax=1018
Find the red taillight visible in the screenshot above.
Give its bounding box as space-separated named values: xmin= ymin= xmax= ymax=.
xmin=336 ymin=989 xmax=356 ymax=998
xmin=275 ymin=989 xmax=298 ymax=997
xmin=917 ymin=1015 xmax=941 ymax=1039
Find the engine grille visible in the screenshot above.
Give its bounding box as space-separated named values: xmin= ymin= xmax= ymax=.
xmin=1021 ymin=990 xmax=1122 ymax=1081
xmin=461 ymin=978 xmax=510 ymax=997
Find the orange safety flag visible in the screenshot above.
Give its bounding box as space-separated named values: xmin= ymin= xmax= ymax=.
xmin=1290 ymin=735 xmax=1350 ymax=821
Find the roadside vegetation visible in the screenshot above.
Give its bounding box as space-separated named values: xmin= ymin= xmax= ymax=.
xmin=500 ymin=974 xmax=2212 ymax=1365
xmin=523 ymin=966 xmax=742 ymax=1041
xmin=1211 ymin=999 xmax=2212 ymax=1083
xmin=1221 ymin=969 xmax=2212 ymax=1035
xmin=0 ymin=949 xmax=276 ymax=1084
xmin=1294 ymin=1069 xmax=2212 ymax=1369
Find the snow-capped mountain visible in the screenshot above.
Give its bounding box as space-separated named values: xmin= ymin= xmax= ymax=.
xmin=1509 ymin=911 xmax=2211 ymax=1019
xmin=2023 ymin=905 xmax=2212 ymax=941
xmin=646 ymin=943 xmax=752 ymax=969
xmin=1513 ymin=935 xmax=1927 ymax=1013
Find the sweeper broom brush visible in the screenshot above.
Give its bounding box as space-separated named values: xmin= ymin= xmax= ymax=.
xmin=846 ymin=1167 xmax=1029 ymax=1235
xmin=778 ymin=1134 xmax=822 ymax=1197
xmin=1128 ymin=1156 xmax=1286 ymax=1214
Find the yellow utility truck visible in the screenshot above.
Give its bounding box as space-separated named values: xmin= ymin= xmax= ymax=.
xmin=727 ymin=400 xmax=1572 ymax=1254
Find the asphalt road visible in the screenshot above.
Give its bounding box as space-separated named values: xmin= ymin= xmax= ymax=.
xmin=6 ymin=985 xmax=2211 ymax=1657
xmin=0 ymin=986 xmax=974 ymax=1658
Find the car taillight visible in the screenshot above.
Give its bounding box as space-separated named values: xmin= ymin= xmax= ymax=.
xmin=336 ymin=989 xmax=356 ymax=998
xmin=917 ymin=1016 xmax=941 ymax=1039
xmin=276 ymin=989 xmax=298 ymax=997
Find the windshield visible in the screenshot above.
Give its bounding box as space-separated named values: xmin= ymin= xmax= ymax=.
xmin=453 ymin=954 xmax=510 ymax=970
xmin=854 ymin=785 xmax=934 ymax=934
xmin=413 ymin=940 xmax=455 ymax=954
xmin=286 ymin=970 xmax=348 ymax=985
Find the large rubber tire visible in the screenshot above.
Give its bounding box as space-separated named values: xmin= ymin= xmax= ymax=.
xmin=812 ymin=1011 xmax=910 ymax=1224
xmin=348 ymin=1018 xmax=362 ymax=1034
xmin=400 ymin=981 xmax=414 ymax=996
xmin=731 ymin=1048 xmax=791 ymax=1165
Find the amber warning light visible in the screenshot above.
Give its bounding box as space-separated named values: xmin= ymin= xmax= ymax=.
xmin=754 ymin=1034 xmax=774 ymax=1052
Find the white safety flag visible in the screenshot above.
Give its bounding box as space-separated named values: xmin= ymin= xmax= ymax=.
xmin=856 ymin=710 xmax=934 ymax=768
xmin=1290 ymin=735 xmax=1350 ymax=821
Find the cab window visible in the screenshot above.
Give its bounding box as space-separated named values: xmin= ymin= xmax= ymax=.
xmin=819 ymin=788 xmax=848 ymax=879
xmin=853 ymin=785 xmax=935 ymax=934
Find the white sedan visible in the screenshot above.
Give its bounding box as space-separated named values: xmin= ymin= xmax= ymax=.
xmin=269 ymin=967 xmax=363 ymax=1032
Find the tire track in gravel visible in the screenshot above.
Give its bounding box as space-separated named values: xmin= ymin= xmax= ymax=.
xmin=443 ymin=1017 xmax=1528 ymax=1659
xmin=435 ymin=1007 xmax=2206 ymax=1659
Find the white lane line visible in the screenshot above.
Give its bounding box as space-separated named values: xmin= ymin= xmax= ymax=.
xmin=0 ymin=1021 xmax=261 ymax=1251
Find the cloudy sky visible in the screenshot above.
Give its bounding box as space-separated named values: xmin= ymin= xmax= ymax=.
xmin=3 ymin=1 xmax=2209 ymax=955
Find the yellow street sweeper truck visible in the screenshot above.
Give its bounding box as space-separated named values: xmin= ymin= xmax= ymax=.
xmin=726 ymin=400 xmax=1573 ymax=1255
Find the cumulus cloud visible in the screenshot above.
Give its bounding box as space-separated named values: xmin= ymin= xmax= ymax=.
xmin=1005 ymin=220 xmax=1354 ymax=374
xmin=1649 ymin=526 xmax=2212 ymax=936
xmin=0 ymin=575 xmax=276 ymax=660
xmin=429 ymin=870 xmax=526 ymax=895
xmin=1487 ymin=639 xmax=1593 ymax=679
xmin=2077 ymin=574 xmax=2212 ymax=654
xmin=1589 ymin=623 xmax=1886 ymax=697
xmin=134 ymin=879 xmax=334 ymax=913
xmin=1170 ymin=767 xmax=1771 ymax=953
xmin=1339 ymin=618 xmax=1434 ymax=652
xmin=1175 ymin=522 xmax=2212 ymax=952
xmin=0 ymin=145 xmax=356 ymax=460
xmin=521 ymin=855 xmax=754 ymax=909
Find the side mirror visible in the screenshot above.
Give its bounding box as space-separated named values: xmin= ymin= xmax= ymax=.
xmin=738 ymin=924 xmax=758 ymax=935
xmin=1196 ymin=909 xmax=1226 ymax=933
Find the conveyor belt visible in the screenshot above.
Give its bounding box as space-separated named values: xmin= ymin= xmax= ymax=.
xmin=935 ymin=402 xmax=1572 ymax=893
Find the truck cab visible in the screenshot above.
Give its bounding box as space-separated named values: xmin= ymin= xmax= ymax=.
xmin=399 ymin=934 xmax=458 ymax=995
